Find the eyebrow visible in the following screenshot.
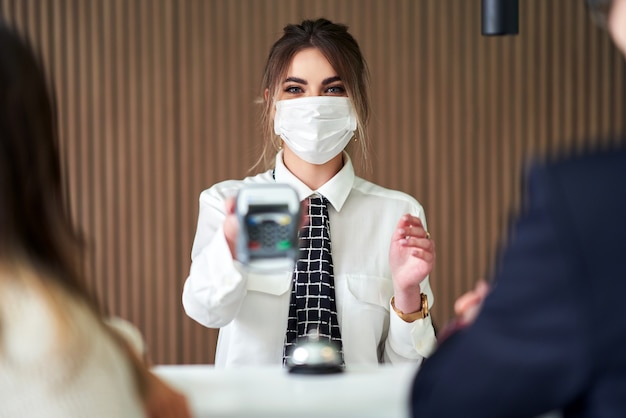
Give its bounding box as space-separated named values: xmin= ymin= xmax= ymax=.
xmin=283 ymin=76 xmax=342 ymax=85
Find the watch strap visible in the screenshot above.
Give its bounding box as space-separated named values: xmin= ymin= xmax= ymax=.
xmin=391 ymin=294 xmax=429 ymax=322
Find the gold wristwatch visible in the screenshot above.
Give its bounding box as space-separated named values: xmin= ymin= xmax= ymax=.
xmin=391 ymin=294 xmax=429 ymax=322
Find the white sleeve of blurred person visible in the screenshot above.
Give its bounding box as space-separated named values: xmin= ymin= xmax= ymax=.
xmin=106 ymin=316 xmax=147 ymax=360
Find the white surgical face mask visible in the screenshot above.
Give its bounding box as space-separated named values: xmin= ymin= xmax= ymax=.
xmin=273 ymin=96 xmax=357 ymax=165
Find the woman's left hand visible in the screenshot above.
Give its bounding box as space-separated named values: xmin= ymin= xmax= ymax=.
xmin=388 ymin=214 xmax=435 ymax=312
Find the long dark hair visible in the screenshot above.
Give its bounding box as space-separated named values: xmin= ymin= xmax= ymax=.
xmin=0 ymin=23 xmax=94 ymax=306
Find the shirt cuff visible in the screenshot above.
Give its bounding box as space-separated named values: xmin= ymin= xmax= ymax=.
xmin=388 ymin=300 xmax=437 ymax=358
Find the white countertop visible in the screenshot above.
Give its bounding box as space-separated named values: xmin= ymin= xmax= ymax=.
xmin=153 ymin=363 xmax=419 ymax=418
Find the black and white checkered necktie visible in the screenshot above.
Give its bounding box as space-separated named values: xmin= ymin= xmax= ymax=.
xmin=283 ymin=194 xmax=344 ymax=364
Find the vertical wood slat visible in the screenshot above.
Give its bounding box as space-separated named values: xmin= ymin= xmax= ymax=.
xmin=1 ymin=0 xmax=624 ymax=364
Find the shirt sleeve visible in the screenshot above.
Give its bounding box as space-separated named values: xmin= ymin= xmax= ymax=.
xmin=384 ymin=277 xmax=437 ymax=362
xmin=0 ymin=277 xmax=146 ymax=418
xmin=384 ymin=205 xmax=437 ymax=362
xmin=182 ymin=188 xmax=248 ymax=328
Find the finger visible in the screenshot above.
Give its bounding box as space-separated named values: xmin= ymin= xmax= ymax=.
xmin=460 ymin=304 xmax=481 ymax=326
xmin=454 ymin=291 xmax=482 ymax=317
xmin=224 ymin=197 xmax=236 ymax=215
xmin=403 ymin=237 xmax=434 ymax=251
xmin=402 ymin=223 xmax=428 ymax=238
xmin=475 ymin=279 xmax=490 ymax=297
xmin=395 ymin=213 xmax=421 ymax=231
xmin=395 ymin=227 xmax=412 ymax=242
xmin=397 ymin=228 xmax=426 ymax=242
xmin=401 ymin=220 xmax=431 ymax=243
xmin=299 ymin=200 xmax=309 ymax=228
xmin=454 ymin=292 xmax=473 ymax=315
xmin=410 ymin=248 xmax=435 ymax=262
xmin=402 ymin=214 xmax=424 ymax=229
xmin=453 ymin=281 xmax=488 ymax=318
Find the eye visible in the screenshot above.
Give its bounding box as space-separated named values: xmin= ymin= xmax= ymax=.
xmin=284 ymin=85 xmax=304 ymax=94
xmin=325 ymin=85 xmax=346 ymax=95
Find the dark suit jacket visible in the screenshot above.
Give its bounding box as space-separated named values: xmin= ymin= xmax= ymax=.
xmin=411 ymin=145 xmax=626 ymax=418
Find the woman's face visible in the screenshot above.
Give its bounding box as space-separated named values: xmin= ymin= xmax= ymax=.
xmin=277 ymin=47 xmax=348 ymax=101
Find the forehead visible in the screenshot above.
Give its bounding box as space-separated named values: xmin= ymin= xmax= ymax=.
xmin=285 ymin=48 xmax=338 ymax=80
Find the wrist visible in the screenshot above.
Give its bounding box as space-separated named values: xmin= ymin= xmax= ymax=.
xmin=392 ymin=288 xmax=422 ymax=313
xmin=391 ymin=293 xmax=429 ymax=322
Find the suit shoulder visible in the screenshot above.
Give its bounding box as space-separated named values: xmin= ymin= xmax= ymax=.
xmin=542 ymin=144 xmax=626 ymax=177
xmin=529 ymin=145 xmax=626 ymax=196
xmin=524 ymin=144 xmax=626 ymax=246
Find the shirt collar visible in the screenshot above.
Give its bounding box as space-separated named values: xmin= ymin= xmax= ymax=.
xmin=273 ymin=150 xmax=355 ymax=212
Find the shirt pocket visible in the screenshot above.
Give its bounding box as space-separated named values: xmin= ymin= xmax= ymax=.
xmin=345 ymin=274 xmax=393 ymax=311
xmin=246 ymin=271 xmax=292 ymax=296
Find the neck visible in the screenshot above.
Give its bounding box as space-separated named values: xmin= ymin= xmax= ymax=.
xmin=282 ymin=148 xmax=343 ymax=190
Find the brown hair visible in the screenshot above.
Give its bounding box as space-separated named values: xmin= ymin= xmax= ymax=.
xmin=0 ymin=23 xmax=92 ymax=303
xmin=256 ymin=18 xmax=371 ymax=173
xmin=0 ymin=21 xmax=150 ymax=395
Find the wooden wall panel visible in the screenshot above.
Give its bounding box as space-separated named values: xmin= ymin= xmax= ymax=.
xmin=2 ymin=0 xmax=624 ymax=364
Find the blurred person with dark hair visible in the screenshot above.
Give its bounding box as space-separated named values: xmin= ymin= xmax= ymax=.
xmin=410 ymin=1 xmax=626 ymax=417
xmin=0 ymin=23 xmax=190 ymax=418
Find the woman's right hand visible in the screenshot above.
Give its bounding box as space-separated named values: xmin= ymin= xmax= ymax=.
xmin=222 ymin=194 xmax=309 ymax=261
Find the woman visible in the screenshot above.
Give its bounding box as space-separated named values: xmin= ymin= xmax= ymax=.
xmin=183 ymin=18 xmax=437 ymax=367
xmin=0 ymin=23 xmax=189 ymax=418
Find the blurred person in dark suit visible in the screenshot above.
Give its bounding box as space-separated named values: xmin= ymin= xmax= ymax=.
xmin=0 ymin=22 xmax=190 ymax=418
xmin=410 ymin=0 xmax=626 ymax=417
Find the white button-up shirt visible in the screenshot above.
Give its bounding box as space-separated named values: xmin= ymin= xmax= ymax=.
xmin=182 ymin=152 xmax=436 ymax=367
